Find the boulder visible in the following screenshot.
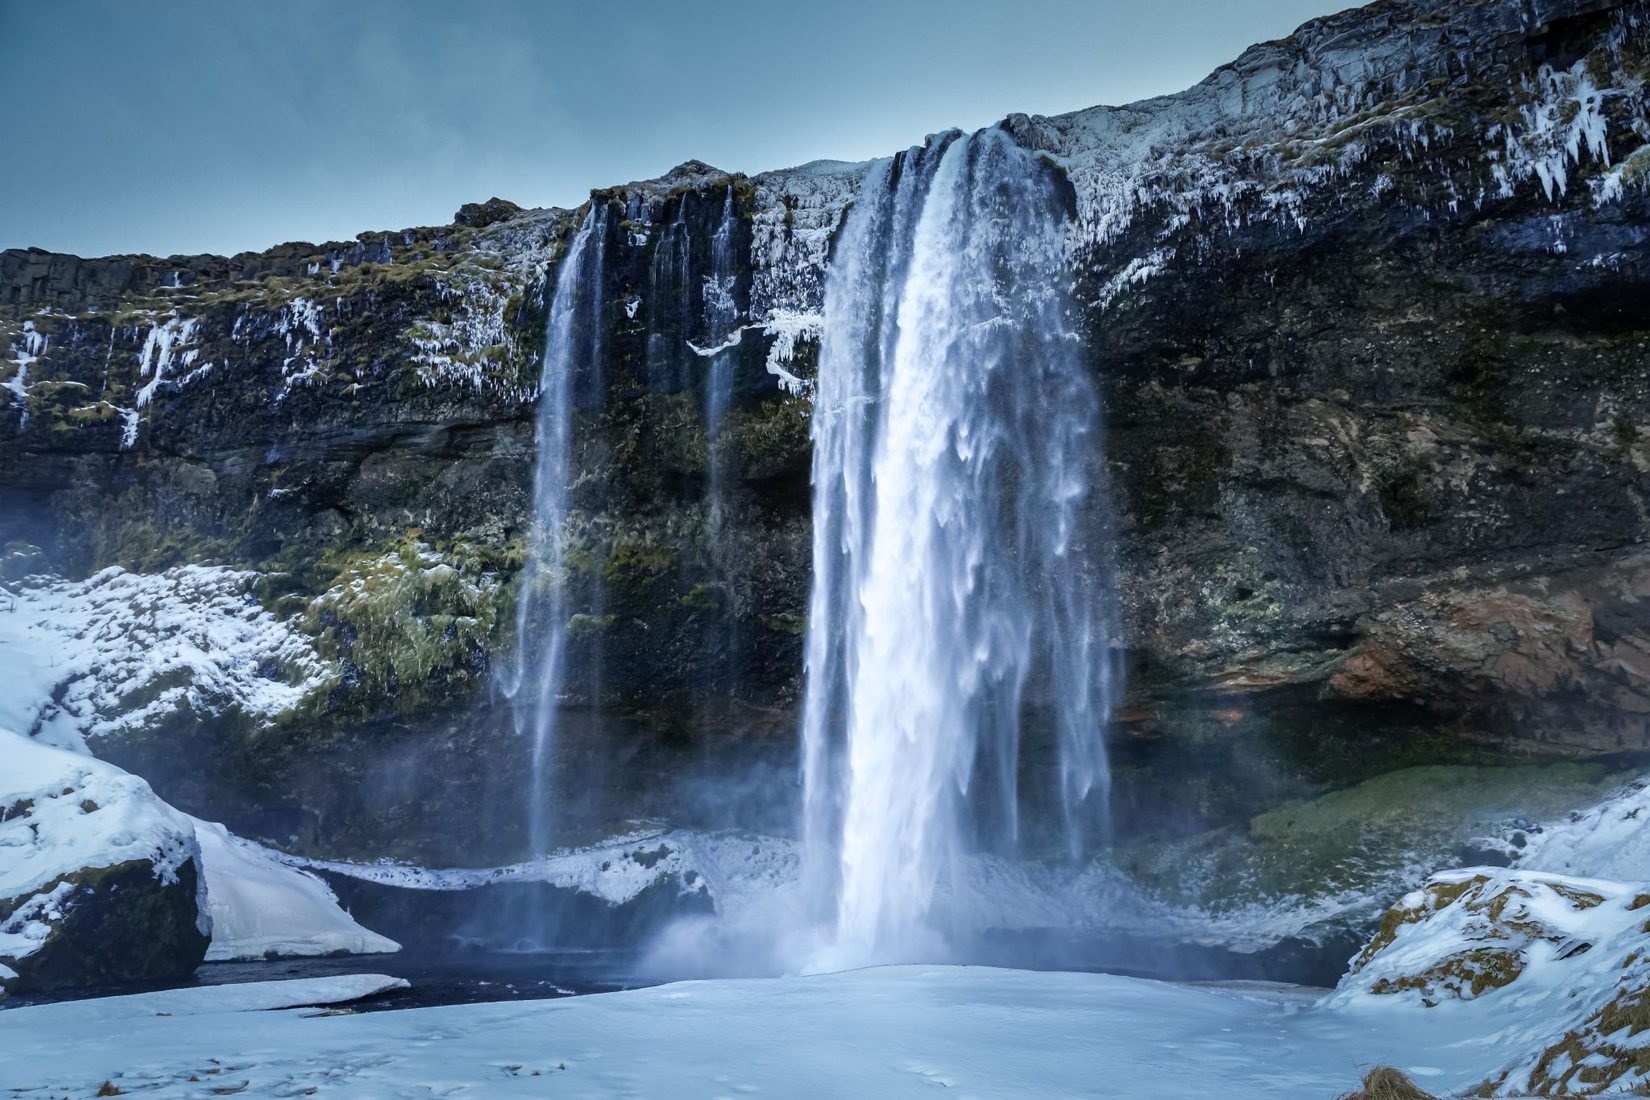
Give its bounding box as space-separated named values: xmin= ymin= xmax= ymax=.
xmin=0 ymin=729 xmax=208 ymax=999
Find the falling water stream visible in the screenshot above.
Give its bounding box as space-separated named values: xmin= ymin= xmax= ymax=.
xmin=801 ymin=127 xmax=1118 ymax=967
xmin=703 ymin=185 xmax=739 ymax=537
xmin=506 ymin=206 xmax=608 ymax=875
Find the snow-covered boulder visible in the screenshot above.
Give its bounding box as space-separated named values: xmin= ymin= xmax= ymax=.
xmin=0 ymin=728 xmax=208 ymax=999
xmin=1332 ymin=867 xmax=1650 ymax=1096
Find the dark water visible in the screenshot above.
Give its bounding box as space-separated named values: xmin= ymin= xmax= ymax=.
xmin=1 ymin=929 xmax=1351 ymax=1014
xmin=1 ymin=949 xmax=651 ymax=1013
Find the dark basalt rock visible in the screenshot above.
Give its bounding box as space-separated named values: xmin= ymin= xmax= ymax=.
xmin=0 ymin=857 xmax=209 ymax=1000
xmin=453 ymin=197 xmax=523 ymax=229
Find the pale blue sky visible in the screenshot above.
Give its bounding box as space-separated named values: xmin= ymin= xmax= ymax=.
xmin=0 ymin=0 xmax=1352 ymax=258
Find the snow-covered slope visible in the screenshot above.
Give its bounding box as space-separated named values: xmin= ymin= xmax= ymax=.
xmin=1511 ymin=777 xmax=1650 ymax=881
xmin=1332 ymin=866 xmax=1650 ymax=1095
xmin=0 ymin=566 xmax=330 ymax=750
xmin=195 ymin=820 xmax=398 ymax=962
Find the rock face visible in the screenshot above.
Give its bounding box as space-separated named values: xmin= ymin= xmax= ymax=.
xmin=0 ymin=730 xmax=209 ymax=999
xmin=0 ymin=0 xmax=1647 ymax=878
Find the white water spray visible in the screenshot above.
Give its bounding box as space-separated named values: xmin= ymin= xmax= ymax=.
xmin=800 ymin=127 xmax=1118 ymax=967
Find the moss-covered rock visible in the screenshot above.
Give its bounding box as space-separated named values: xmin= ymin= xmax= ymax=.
xmin=1112 ymin=763 xmax=1632 ymax=946
xmin=298 ymin=531 xmax=511 ymax=716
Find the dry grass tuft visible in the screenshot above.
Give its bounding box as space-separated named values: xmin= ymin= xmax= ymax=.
xmin=1338 ymin=1065 xmax=1438 ymax=1100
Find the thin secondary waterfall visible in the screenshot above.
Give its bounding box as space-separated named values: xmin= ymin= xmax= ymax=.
xmin=703 ymin=185 xmax=739 ymax=535
xmin=648 ymin=199 xmax=691 ymax=388
xmin=506 ymin=205 xmax=607 ymax=869
xmin=801 ymin=127 xmax=1117 ymax=967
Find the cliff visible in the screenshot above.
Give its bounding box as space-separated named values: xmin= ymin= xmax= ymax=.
xmin=2 ymin=0 xmax=1647 ymax=885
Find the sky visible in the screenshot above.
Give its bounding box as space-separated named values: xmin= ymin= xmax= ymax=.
xmin=0 ymin=0 xmax=1353 ymax=259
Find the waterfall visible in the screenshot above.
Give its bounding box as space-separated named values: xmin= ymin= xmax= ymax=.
xmin=506 ymin=204 xmax=608 ymax=870
xmin=703 ymin=185 xmax=739 ymax=535
xmin=701 ymin=185 xmax=742 ymax=687
xmin=800 ymin=127 xmax=1118 ymax=967
xmin=648 ymin=199 xmax=691 ymax=389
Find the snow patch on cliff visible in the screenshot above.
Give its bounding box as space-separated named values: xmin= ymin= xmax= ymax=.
xmin=272 ymin=297 xmax=330 ymax=401
xmin=0 ymin=566 xmax=330 ymax=749
xmin=750 ymin=159 xmax=869 ymax=322
xmin=1492 ymin=63 xmax=1615 ymax=202
xmin=3 ymin=320 xmax=48 ymax=424
xmin=404 ymin=264 xmax=532 ymax=392
xmin=134 ymin=314 xmax=206 ymax=408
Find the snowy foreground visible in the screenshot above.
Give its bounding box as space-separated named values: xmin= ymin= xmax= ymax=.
xmin=0 ymin=964 xmax=1520 ymax=1099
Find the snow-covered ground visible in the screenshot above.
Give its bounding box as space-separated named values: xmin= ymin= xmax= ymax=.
xmin=0 ymin=964 xmax=1496 ymax=1099
xmin=1328 ymin=863 xmax=1650 ymax=1095
xmin=0 ymin=566 xmax=397 ymax=969
xmin=0 ymin=723 xmax=398 ymax=979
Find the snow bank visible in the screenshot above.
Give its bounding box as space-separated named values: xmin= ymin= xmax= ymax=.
xmin=1331 ymin=866 xmax=1650 ymax=1095
xmin=2 ymin=973 xmax=407 ymax=1028
xmin=288 ymin=825 xmax=710 ymax=908
xmin=0 ymin=565 xmax=330 ymax=749
xmin=1511 ymin=777 xmax=1650 ymax=881
xmin=195 ymin=821 xmax=398 ymax=962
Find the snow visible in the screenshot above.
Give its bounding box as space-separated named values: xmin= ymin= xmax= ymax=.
xmin=273 ymin=296 xmax=331 ymax=401
xmin=287 ymin=826 xmax=708 ymax=910
xmin=1 ymin=974 xmax=407 ymax=1027
xmin=195 ymin=821 xmax=399 ymax=962
xmin=3 ymin=320 xmax=47 ymax=424
xmin=134 ymin=315 xmax=205 ymax=408
xmin=0 ymin=960 xmax=1582 ymax=1099
xmin=1328 ymin=866 xmax=1650 ymax=1095
xmin=1494 ymin=63 xmax=1616 ymax=202
xmin=404 ymin=266 xmax=528 ymax=393
xmin=0 ymin=733 xmax=395 ymax=968
xmin=0 ymin=565 xmax=330 ymax=749
xmin=757 ymin=309 xmax=822 ymax=394
xmin=1511 ymin=777 xmax=1650 ymax=881
xmin=0 ymin=727 xmax=201 ymax=973
xmin=749 ymin=159 xmax=870 ymax=323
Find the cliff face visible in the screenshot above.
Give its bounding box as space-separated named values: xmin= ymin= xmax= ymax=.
xmin=2 ymin=0 xmax=1648 ymax=868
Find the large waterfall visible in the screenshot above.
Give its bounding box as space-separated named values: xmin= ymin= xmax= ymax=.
xmin=800 ymin=127 xmax=1118 ymax=967
xmin=505 ymin=205 xmax=607 ymax=866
